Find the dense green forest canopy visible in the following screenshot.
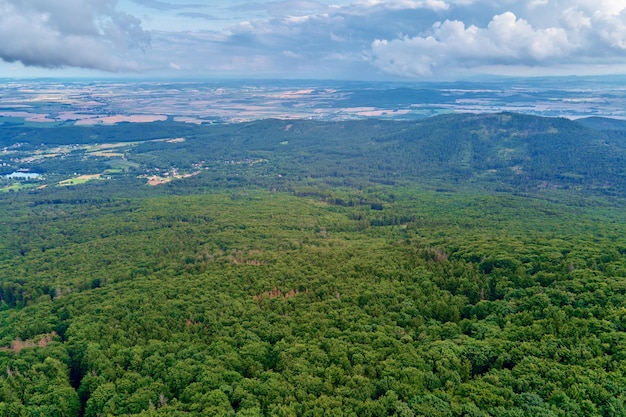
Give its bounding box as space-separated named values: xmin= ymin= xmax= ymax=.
xmin=1 ymin=113 xmax=626 ymax=416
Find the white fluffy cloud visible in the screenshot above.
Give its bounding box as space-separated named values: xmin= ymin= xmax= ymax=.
xmin=0 ymin=0 xmax=150 ymax=71
xmin=370 ymin=12 xmax=571 ymax=76
xmin=367 ymin=1 xmax=626 ymax=77
xmin=205 ymin=0 xmax=626 ymax=78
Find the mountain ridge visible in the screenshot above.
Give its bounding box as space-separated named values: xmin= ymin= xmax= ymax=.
xmin=1 ymin=112 xmax=626 ymax=196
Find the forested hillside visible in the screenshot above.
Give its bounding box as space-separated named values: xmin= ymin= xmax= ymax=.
xmin=2 ymin=112 xmax=626 ymax=195
xmin=1 ymin=114 xmax=626 ymax=416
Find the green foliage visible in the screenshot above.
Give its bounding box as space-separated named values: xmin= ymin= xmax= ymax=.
xmin=1 ymin=115 xmax=626 ymax=416
xmin=3 ymin=113 xmax=626 ymax=195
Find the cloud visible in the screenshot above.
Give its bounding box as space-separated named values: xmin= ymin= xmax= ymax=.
xmin=22 ymin=0 xmax=623 ymax=78
xmin=355 ymin=0 xmax=449 ymax=11
xmin=369 ymin=13 xmax=570 ymax=77
xmin=368 ymin=2 xmax=626 ymax=78
xmin=200 ymin=0 xmax=444 ymax=58
xmin=177 ymin=12 xmax=220 ymax=20
xmin=130 ymin=0 xmax=204 ymax=11
xmin=0 ymin=0 xmax=150 ymax=72
xmin=140 ymin=1 xmax=518 ymax=78
xmin=231 ymin=0 xmax=329 ymax=17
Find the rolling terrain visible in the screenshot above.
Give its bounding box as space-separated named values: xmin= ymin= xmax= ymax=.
xmin=2 ymin=112 xmax=626 ymax=196
xmin=0 ymin=113 xmax=626 ymax=416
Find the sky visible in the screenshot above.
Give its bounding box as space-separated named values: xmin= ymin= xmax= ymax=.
xmin=1 ymin=0 xmax=626 ymax=80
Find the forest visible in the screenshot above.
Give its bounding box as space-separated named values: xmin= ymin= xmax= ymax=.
xmin=0 ymin=113 xmax=626 ymax=416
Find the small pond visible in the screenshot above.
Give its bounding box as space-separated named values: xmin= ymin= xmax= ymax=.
xmin=4 ymin=172 xmax=41 ymax=179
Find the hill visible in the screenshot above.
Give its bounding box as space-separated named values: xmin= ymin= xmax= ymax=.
xmin=575 ymin=116 xmax=626 ymax=131
xmin=0 ymin=114 xmax=626 ymax=416
xmin=1 ymin=112 xmax=626 ymax=196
